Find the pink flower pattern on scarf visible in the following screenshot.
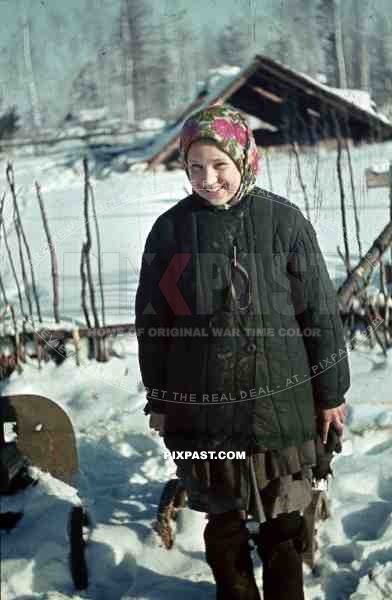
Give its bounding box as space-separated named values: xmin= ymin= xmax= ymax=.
xmin=179 ymin=104 xmax=261 ymax=201
xmin=211 ymin=119 xmax=236 ymax=140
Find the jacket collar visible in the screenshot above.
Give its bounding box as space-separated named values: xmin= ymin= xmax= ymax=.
xmin=191 ymin=190 xmax=253 ymax=213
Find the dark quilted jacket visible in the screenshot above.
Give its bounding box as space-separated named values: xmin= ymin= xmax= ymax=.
xmin=135 ymin=187 xmax=350 ymax=453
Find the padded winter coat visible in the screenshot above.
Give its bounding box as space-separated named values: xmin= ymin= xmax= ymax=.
xmin=135 ymin=187 xmax=350 ymax=453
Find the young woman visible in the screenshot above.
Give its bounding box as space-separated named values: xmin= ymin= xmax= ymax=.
xmin=135 ymin=104 xmax=349 ymax=600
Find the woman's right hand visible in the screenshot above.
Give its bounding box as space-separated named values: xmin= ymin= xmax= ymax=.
xmin=317 ymin=402 xmax=346 ymax=444
xmin=149 ymin=412 xmax=165 ymax=436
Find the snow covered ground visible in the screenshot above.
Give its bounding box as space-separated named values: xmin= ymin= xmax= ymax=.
xmin=1 ymin=140 xmax=392 ymax=599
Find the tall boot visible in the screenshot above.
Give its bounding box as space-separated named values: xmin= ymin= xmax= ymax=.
xmin=204 ymin=509 xmax=261 ymax=600
xmin=256 ymin=512 xmax=307 ymax=600
xmin=261 ymin=538 xmax=304 ymax=600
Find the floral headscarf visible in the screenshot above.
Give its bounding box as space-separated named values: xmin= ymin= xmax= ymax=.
xmin=179 ymin=104 xmax=260 ymax=204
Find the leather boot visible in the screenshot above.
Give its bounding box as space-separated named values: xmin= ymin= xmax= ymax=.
xmin=256 ymin=512 xmax=307 ymax=600
xmin=261 ymin=538 xmax=304 ymax=600
xmin=204 ymin=510 xmax=261 ymax=600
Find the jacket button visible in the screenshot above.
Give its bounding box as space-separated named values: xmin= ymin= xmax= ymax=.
xmin=246 ymin=343 xmax=257 ymax=353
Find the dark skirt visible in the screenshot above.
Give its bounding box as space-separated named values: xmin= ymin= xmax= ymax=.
xmin=174 ymin=440 xmax=316 ymax=524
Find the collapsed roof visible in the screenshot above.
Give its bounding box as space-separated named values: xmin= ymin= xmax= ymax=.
xmin=147 ymin=54 xmax=392 ymax=169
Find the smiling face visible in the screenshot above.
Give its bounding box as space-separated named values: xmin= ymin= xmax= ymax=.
xmin=186 ymin=140 xmax=242 ymax=206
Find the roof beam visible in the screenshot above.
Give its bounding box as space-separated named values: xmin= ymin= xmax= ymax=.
xmin=246 ymin=83 xmax=284 ymax=104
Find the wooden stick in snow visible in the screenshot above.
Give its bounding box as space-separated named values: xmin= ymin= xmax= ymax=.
xmin=6 ymin=163 xmax=42 ymax=322
xmin=88 ymin=180 xmax=108 ymax=362
xmin=336 ymin=245 xmax=346 ymax=269
xmin=379 ymin=257 xmax=387 ymax=296
xmin=292 ymin=142 xmax=310 ymax=220
xmin=88 ymin=182 xmax=105 ymax=327
xmin=80 ymin=246 xmax=96 ymax=361
xmin=338 ymin=219 xmax=392 ymax=311
xmin=265 ymin=148 xmax=273 ymax=192
xmin=389 ymin=163 xmax=392 ymax=265
xmin=72 ymin=327 xmax=81 ymax=367
xmin=343 ymin=131 xmax=362 ymax=257
xmin=1 ymin=221 xmax=26 ymax=318
xmin=0 ymin=272 xmax=8 ymax=307
xmin=1 ymin=303 xmax=23 ymax=372
xmin=313 ymin=143 xmax=321 ymax=208
xmin=82 ymin=158 xmax=100 ymax=330
xmin=80 ymin=245 xmax=92 ymax=330
xmin=332 ymin=115 xmax=351 ymax=275
xmin=379 ymin=258 xmax=391 ymax=346
xmin=6 ymin=164 xmax=33 ymax=320
xmin=35 ymin=181 xmax=60 ymax=323
xmin=0 ymin=193 xmax=9 ymax=306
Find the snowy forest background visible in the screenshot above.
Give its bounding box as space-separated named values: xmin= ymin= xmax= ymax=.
xmin=1 ymin=0 xmax=392 ymax=137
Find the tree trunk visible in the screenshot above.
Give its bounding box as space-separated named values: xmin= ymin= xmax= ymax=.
xmin=22 ymin=16 xmax=42 ymax=131
xmin=333 ymin=0 xmax=348 ymax=88
xmin=120 ymin=0 xmax=135 ymax=123
xmin=353 ymin=0 xmax=370 ymax=91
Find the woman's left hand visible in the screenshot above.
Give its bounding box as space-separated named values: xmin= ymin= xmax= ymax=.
xmin=318 ymin=402 xmax=346 ymax=444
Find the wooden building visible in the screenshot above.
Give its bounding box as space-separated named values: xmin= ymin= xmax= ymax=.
xmin=147 ymin=54 xmax=392 ymax=170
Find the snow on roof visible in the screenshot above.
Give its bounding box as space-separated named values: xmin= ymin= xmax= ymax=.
xmin=138 ymin=118 xmax=167 ymax=131
xmin=290 ymin=63 xmax=391 ymax=124
xmin=326 ymin=87 xmax=390 ymax=124
xmin=203 ymin=65 xmax=242 ymax=91
xmin=330 ymin=88 xmax=377 ymax=112
xmin=215 ymin=59 xmax=392 ymax=127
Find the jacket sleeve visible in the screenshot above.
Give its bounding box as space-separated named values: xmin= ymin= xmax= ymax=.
xmin=287 ymin=214 xmax=350 ymax=409
xmin=135 ymin=216 xmax=174 ymax=414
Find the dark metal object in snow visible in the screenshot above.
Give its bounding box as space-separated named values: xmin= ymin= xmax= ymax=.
xmin=1 ymin=394 xmax=78 ymax=485
xmin=0 ymin=394 xmax=89 ymax=590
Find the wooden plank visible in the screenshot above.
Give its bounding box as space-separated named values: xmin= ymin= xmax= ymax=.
xmin=247 ymin=83 xmax=284 ymax=104
xmin=365 ymin=169 xmax=390 ymax=189
xmin=0 ymin=126 xmax=140 ymax=149
xmin=0 ymin=323 xmax=137 ymax=351
xmin=338 ymin=219 xmax=392 ymax=310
